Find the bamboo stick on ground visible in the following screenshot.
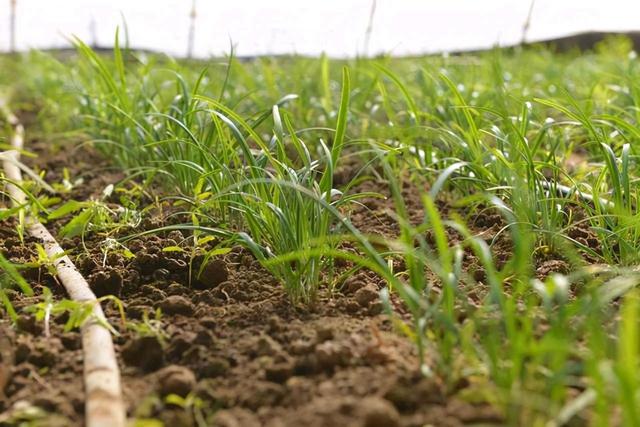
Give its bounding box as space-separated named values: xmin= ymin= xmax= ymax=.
xmin=1 ymin=104 xmax=126 ymax=427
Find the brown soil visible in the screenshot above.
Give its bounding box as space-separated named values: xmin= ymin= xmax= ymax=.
xmin=0 ymin=136 xmax=587 ymax=426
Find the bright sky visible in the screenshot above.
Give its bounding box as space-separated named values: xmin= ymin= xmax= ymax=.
xmin=1 ymin=0 xmax=639 ymax=57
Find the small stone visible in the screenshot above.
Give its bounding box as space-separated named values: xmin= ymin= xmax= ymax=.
xmin=159 ymin=295 xmax=195 ymax=316
xmin=157 ymin=365 xmax=196 ymax=397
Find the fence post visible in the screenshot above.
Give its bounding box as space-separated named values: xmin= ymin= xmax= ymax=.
xmin=187 ymin=0 xmax=196 ymax=58
xmin=521 ymin=0 xmax=536 ymax=45
xmin=9 ymin=0 xmax=16 ymax=52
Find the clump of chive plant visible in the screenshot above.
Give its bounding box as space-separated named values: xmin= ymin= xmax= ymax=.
xmin=199 ymin=68 xmax=366 ymax=303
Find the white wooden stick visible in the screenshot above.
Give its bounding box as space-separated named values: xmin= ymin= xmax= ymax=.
xmin=1 ymin=105 xmax=126 ymax=427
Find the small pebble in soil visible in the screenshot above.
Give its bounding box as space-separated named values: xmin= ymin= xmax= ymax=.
xmin=157 ymin=365 xmax=196 ymax=397
xmin=159 ymin=295 xmax=195 ymax=316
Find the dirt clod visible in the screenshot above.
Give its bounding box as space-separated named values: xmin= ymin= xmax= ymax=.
xmin=198 ymin=356 xmax=229 ymax=378
xmin=88 ymin=269 xmax=123 ymax=297
xmin=157 ymin=365 xmax=197 ymax=397
xmin=315 ymin=341 xmax=350 ymax=370
xmin=122 ymin=336 xmax=164 ymax=372
xmin=265 ymin=361 xmax=294 ymax=383
xmin=359 ymin=396 xmax=401 ymax=427
xmin=159 ymin=295 xmax=195 ymax=316
xmin=15 ymin=315 xmax=43 ymax=335
xmin=315 ymin=324 xmax=334 ymax=342
xmin=354 ymin=284 xmax=379 ymax=307
xmin=195 ymin=259 xmax=229 ymax=289
xmin=212 ymin=408 xmax=261 ymax=427
xmin=255 ymin=335 xmax=282 ymax=357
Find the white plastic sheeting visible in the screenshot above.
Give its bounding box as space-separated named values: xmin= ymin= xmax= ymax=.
xmin=1 ymin=0 xmax=639 ymax=57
